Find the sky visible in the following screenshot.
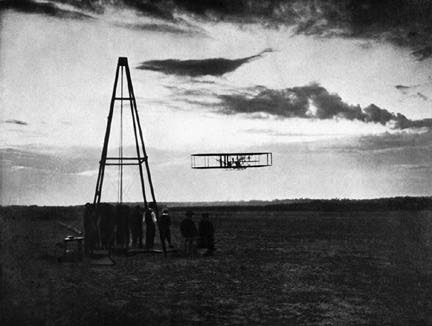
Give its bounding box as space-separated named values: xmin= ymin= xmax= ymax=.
xmin=0 ymin=0 xmax=431 ymax=205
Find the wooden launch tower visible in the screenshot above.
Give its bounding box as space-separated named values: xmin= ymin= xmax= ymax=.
xmin=92 ymin=57 xmax=166 ymax=255
xmin=94 ymin=57 xmax=156 ymax=208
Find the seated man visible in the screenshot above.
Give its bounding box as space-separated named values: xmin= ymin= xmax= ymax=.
xmin=180 ymin=210 xmax=198 ymax=255
xmin=198 ymin=213 xmax=215 ymax=256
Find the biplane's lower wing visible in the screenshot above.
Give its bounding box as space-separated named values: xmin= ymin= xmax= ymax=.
xmin=191 ymin=152 xmax=272 ymax=170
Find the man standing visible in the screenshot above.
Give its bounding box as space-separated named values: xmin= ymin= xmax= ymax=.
xmin=129 ymin=206 xmax=143 ymax=248
xmin=199 ymin=213 xmax=215 ymax=256
xmin=115 ymin=204 xmax=130 ymax=249
xmin=180 ymin=210 xmax=198 ymax=255
xmin=144 ymin=208 xmax=155 ymax=249
xmin=160 ymin=208 xmax=173 ymax=248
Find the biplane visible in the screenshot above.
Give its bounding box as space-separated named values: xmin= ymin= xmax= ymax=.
xmin=191 ymin=152 xmax=272 ymax=170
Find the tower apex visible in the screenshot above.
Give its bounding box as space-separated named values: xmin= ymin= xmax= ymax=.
xmin=118 ymin=57 xmax=128 ymax=66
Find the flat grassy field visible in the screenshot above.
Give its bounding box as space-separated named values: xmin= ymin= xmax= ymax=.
xmin=1 ymin=206 xmax=432 ymax=325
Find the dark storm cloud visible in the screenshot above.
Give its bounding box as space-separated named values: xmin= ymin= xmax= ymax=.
xmin=0 ymin=0 xmax=205 ymax=36
xmin=3 ymin=119 xmax=28 ymax=126
xmin=8 ymin=1 xmax=431 ymax=59
xmin=412 ymin=46 xmax=432 ymax=61
xmin=122 ymin=0 xmax=174 ymax=20
xmin=217 ymin=83 xmax=432 ymax=130
xmin=395 ymin=85 xmax=411 ymax=92
xmin=0 ymin=0 xmax=94 ymax=20
xmin=140 ymin=0 xmax=432 ymax=60
xmin=290 ymin=1 xmax=432 ymax=60
xmin=173 ymin=0 xmax=432 ymax=61
xmin=136 ymin=48 xmax=273 ymax=77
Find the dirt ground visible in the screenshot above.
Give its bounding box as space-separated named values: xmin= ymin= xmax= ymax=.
xmin=1 ymin=206 xmax=432 ymax=325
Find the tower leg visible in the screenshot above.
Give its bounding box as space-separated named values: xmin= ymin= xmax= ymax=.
xmin=124 ymin=62 xmax=167 ymax=257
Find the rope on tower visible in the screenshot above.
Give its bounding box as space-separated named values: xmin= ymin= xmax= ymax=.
xmin=118 ymin=66 xmax=124 ymax=203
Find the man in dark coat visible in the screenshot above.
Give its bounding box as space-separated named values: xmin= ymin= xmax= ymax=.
xmin=129 ymin=206 xmax=143 ymax=248
xmin=159 ymin=208 xmax=173 ymax=248
xmin=83 ymin=203 xmax=115 ymax=252
xmin=83 ymin=203 xmax=99 ymax=253
xmin=115 ymin=204 xmax=130 ymax=248
xmin=198 ymin=213 xmax=215 ymax=256
xmin=180 ymin=210 xmax=198 ymax=255
xmin=99 ymin=203 xmax=115 ymax=249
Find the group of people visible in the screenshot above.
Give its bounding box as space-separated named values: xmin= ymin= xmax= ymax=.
xmin=180 ymin=210 xmax=215 ymax=256
xmin=83 ymin=202 xmax=173 ymax=251
xmin=146 ymin=207 xmax=216 ymax=256
xmin=135 ymin=207 xmax=216 ymax=256
xmin=136 ymin=203 xmax=174 ymax=250
xmin=84 ymin=202 xmax=215 ymax=256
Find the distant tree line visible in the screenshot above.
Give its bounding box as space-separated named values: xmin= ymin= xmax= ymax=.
xmin=267 ymin=197 xmax=432 ymax=212
xmin=169 ymin=197 xmax=432 ymax=212
xmin=1 ymin=197 xmax=432 ymax=215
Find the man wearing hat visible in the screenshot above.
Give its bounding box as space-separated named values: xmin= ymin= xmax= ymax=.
xmin=160 ymin=208 xmax=173 ymax=248
xmin=199 ymin=213 xmax=215 ymax=256
xmin=180 ymin=210 xmax=198 ymax=255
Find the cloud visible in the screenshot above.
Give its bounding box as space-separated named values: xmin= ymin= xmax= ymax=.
xmin=347 ymin=130 xmax=432 ymax=153
xmin=0 ymin=147 xmax=96 ymax=175
xmin=136 ymin=48 xmax=273 ymax=76
xmin=122 ymin=0 xmax=175 ymax=21
xmin=0 ymin=145 xmax=187 ymax=175
xmin=395 ymin=85 xmax=412 ymax=94
xmin=169 ymin=0 xmax=432 ymax=61
xmin=0 ymin=0 xmax=95 ymax=20
xmin=140 ymin=0 xmax=432 ymax=60
xmin=0 ymin=0 xmax=201 ymax=36
xmin=412 ymin=46 xmax=432 ymax=61
xmin=3 ymin=119 xmax=28 ymax=126
xmin=291 ymin=1 xmax=432 ymax=60
xmin=395 ymin=84 xmax=431 ymax=101
xmin=216 ymin=83 xmax=432 ymax=130
xmin=113 ymin=1 xmax=208 ymax=35
xmin=8 ymin=1 xmax=430 ymax=59
xmin=417 ymin=92 xmax=429 ymax=101
xmin=74 ymin=169 xmax=99 ymax=177
xmin=113 ymin=22 xmax=200 ymax=35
